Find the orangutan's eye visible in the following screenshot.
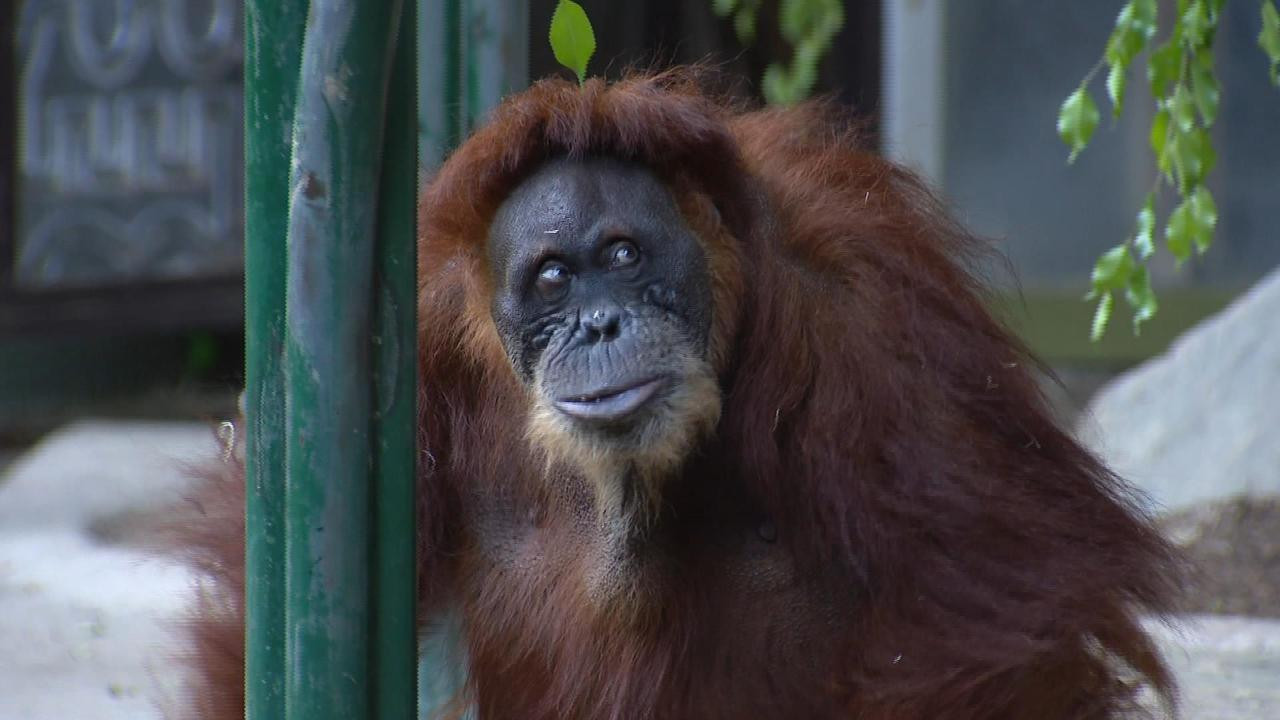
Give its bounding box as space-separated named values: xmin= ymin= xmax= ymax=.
xmin=608 ymin=240 xmax=640 ymax=269
xmin=535 ymin=260 xmax=572 ymax=300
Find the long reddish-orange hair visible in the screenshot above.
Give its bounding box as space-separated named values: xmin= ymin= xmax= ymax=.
xmin=414 ymin=69 xmax=1179 ymax=717
xmin=173 ymin=69 xmax=1179 ymax=720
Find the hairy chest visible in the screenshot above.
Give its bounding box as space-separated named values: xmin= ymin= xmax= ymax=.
xmin=450 ymin=491 xmax=855 ymax=719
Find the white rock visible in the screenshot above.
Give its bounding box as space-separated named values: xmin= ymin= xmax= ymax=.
xmin=1149 ymin=615 xmax=1280 ymax=719
xmin=1080 ymin=268 xmax=1280 ymax=514
xmin=0 ymin=419 xmax=221 ymax=530
xmin=0 ymin=531 xmax=194 ymax=720
xmin=0 ymin=419 xmax=219 ymax=719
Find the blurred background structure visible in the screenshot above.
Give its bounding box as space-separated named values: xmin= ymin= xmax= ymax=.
xmin=3 ymin=1 xmax=1277 ymax=437
xmin=1 ymin=1 xmax=1278 ymax=718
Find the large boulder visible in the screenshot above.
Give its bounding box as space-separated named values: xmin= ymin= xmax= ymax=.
xmin=1080 ymin=267 xmax=1280 ymax=514
xmin=0 ymin=420 xmax=219 ymax=719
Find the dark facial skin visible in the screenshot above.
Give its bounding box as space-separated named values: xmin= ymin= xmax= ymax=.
xmin=487 ymin=157 xmax=713 ymax=439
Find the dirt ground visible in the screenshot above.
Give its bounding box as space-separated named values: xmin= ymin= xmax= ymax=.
xmin=1164 ymin=497 xmax=1280 ymax=618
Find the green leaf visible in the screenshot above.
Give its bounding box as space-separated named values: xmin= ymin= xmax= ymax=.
xmin=1091 ymin=244 xmax=1134 ymax=293
xmin=1181 ymin=0 xmax=1212 ymax=48
xmin=734 ymin=8 xmax=757 ymax=44
xmin=1150 ymin=108 xmax=1172 ymax=176
xmin=1170 ymin=125 xmax=1216 ymax=190
xmin=1189 ymin=51 xmax=1220 ymax=126
xmin=1133 ymin=0 xmax=1159 ymax=35
xmin=780 ymin=0 xmax=808 ymax=44
xmin=1106 ymin=63 xmax=1128 ymax=116
xmin=1148 ymin=38 xmax=1182 ymax=98
xmin=1091 ymin=292 xmax=1115 ymax=342
xmin=1166 ymin=199 xmax=1193 ymax=261
xmin=779 ymin=0 xmax=843 ymax=48
xmin=549 ymin=0 xmax=596 ymax=84
xmin=1058 ymin=88 xmax=1100 ymax=162
xmin=1125 ymin=265 xmax=1159 ymax=334
xmin=712 ymin=0 xmax=739 ymax=17
xmin=815 ymin=0 xmax=846 ymax=40
xmin=789 ymin=40 xmax=823 ymax=98
xmin=1106 ymin=0 xmax=1159 ymax=68
xmin=1169 ymin=84 xmax=1196 ymax=132
xmin=1189 ymin=184 xmax=1218 ymax=253
xmin=1134 ymin=193 xmax=1156 ymax=259
xmin=762 ymin=64 xmax=797 ymax=106
xmin=1262 ymin=1 xmax=1280 ymax=83
xmin=1106 ymin=13 xmax=1145 ymax=68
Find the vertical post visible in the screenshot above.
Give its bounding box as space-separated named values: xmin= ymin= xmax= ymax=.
xmin=462 ymin=0 xmax=530 ymax=134
xmin=371 ymin=1 xmax=420 ymax=717
xmin=418 ymin=0 xmax=464 ymax=169
xmin=244 ymin=3 xmax=306 ymax=719
xmin=419 ymin=0 xmax=528 ymax=170
xmin=281 ymin=1 xmax=413 ymax=718
xmin=882 ymin=0 xmax=947 ymax=182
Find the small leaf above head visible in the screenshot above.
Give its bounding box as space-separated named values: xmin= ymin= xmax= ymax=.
xmin=550 ymin=0 xmax=597 ymax=84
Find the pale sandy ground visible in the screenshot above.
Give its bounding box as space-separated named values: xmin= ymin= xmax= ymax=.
xmin=0 ymin=421 xmax=1276 ymax=719
xmin=0 ymin=421 xmax=215 ymax=720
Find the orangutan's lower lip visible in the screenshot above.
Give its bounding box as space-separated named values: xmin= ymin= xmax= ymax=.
xmin=554 ymin=377 xmax=665 ymax=422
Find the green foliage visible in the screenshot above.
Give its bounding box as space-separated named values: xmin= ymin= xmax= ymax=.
xmin=1134 ymin=193 xmax=1157 ymax=259
xmin=1090 ymin=244 xmax=1136 ymax=296
xmin=1057 ymin=89 xmax=1101 ymax=162
xmin=715 ymin=0 xmax=764 ymax=43
xmin=1091 ymin=292 xmax=1116 ymax=342
xmin=1062 ymin=0 xmax=1276 ymax=340
xmin=549 ymin=0 xmax=596 ymax=84
xmin=1165 ymin=185 xmax=1222 ymax=268
xmin=713 ymin=0 xmax=845 ymax=105
xmin=1262 ymin=1 xmax=1280 ymax=81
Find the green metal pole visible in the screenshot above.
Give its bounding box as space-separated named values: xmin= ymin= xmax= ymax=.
xmin=418 ymin=0 xmax=528 ymax=169
xmin=461 ymin=0 xmax=529 ymax=133
xmin=371 ymin=1 xmax=420 ymax=717
xmin=418 ymin=0 xmax=464 ymax=168
xmin=244 ymin=3 xmax=306 ymax=719
xmin=283 ymin=2 xmax=407 ymax=718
